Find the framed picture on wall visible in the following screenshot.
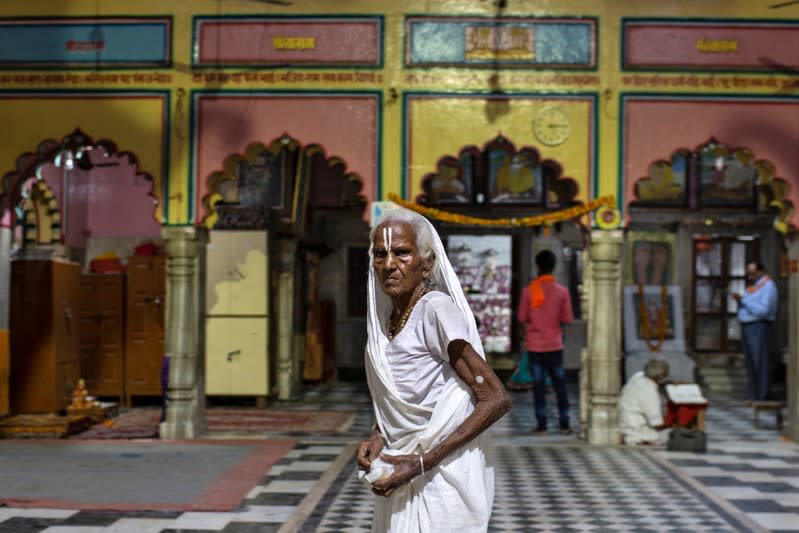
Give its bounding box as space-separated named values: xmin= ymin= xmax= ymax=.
xmin=622 ymin=285 xmax=686 ymax=353
xmin=447 ymin=234 xmax=512 ymax=353
xmin=625 ymin=231 xmax=677 ymax=286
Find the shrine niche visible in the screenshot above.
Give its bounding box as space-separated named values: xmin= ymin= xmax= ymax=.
xmin=201 ymin=134 xmax=366 ymax=231
xmin=19 ymin=179 xmax=61 ymax=246
xmin=631 ymin=139 xmax=793 ymax=232
xmin=417 ymin=134 xmax=580 ymax=209
xmin=0 ymin=128 xmax=160 ymax=250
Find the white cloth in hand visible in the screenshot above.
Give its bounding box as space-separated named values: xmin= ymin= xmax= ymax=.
xmin=358 ymin=456 xmax=395 ymax=487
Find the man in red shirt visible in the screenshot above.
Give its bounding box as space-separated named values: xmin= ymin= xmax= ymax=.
xmin=517 ymin=250 xmax=574 ymax=435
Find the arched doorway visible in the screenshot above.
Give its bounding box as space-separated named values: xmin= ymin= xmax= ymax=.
xmin=626 ymin=138 xmax=792 ymax=398
xmin=201 ymin=134 xmax=367 ymax=401
xmin=414 ymin=134 xmax=589 ymax=377
xmin=0 ymin=129 xmax=163 ymax=413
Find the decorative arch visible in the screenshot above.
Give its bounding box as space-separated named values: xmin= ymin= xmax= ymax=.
xmin=417 ymin=134 xmax=581 ymax=209
xmin=201 ymin=133 xmax=366 ymax=230
xmin=0 ymin=128 xmax=161 ymax=245
xmin=630 ymin=138 xmax=793 ymax=233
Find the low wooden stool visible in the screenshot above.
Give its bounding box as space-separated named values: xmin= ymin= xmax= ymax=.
xmin=752 ymin=401 xmax=784 ymax=430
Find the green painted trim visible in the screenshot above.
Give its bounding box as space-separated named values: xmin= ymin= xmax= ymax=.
xmin=190 ymin=14 xmax=384 ymax=69
xmin=188 ymin=88 xmax=197 ymax=224
xmin=188 ymin=89 xmax=383 ymax=223
xmin=402 ymin=90 xmax=599 ymax=203
xmin=162 ymin=90 xmax=171 ymax=224
xmin=589 ymin=92 xmax=599 ymax=202
xmin=619 ymin=17 xmax=799 ymax=74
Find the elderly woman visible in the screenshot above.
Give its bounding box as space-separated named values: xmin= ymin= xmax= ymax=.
xmin=356 ymin=207 xmax=512 ymax=532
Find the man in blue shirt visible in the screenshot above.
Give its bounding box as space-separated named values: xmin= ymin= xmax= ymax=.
xmin=732 ymin=261 xmax=778 ymax=402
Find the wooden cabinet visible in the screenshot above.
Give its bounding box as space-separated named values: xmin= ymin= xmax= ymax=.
xmin=205 ymin=230 xmax=271 ymax=396
xmin=78 ymin=273 xmax=125 ymax=401
xmin=125 ymin=255 xmax=165 ymax=403
xmin=10 ymin=259 xmax=81 ymax=413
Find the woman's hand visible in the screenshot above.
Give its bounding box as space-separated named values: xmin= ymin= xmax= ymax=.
xmin=356 ymin=429 xmax=385 ymax=472
xmin=370 ymin=453 xmax=422 ymax=497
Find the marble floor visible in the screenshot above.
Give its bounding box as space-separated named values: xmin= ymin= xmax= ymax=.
xmin=0 ymin=382 xmax=796 ymax=532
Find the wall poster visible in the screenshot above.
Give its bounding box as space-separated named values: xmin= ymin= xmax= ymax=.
xmin=447 ymin=234 xmax=512 ymax=353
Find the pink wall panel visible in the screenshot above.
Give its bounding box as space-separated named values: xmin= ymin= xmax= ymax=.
xmin=623 ymin=98 xmax=799 ymax=226
xmin=197 ymin=20 xmax=380 ymax=65
xmin=625 ymin=24 xmax=799 ymax=70
xmin=39 ymin=154 xmax=160 ymax=248
xmin=86 ymin=157 xmax=160 ymax=239
xmin=194 ymin=95 xmax=378 ymax=221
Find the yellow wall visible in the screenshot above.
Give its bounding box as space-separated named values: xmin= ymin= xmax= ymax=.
xmin=0 ymin=95 xmax=166 ymax=222
xmin=0 ymin=0 xmax=795 ymax=225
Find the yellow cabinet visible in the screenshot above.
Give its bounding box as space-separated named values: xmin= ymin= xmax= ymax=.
xmin=206 ymin=317 xmax=269 ymax=396
xmin=206 ymin=230 xmax=268 ymax=316
xmin=205 ymin=230 xmax=271 ymax=397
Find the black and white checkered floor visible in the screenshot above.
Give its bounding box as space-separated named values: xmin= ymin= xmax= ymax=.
xmin=0 ymin=383 xmax=796 ymax=532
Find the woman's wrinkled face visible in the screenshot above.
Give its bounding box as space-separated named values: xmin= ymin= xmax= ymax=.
xmin=372 ymin=221 xmax=432 ymax=299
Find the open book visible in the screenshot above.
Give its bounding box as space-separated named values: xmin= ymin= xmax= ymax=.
xmin=665 ymin=384 xmax=707 ymax=405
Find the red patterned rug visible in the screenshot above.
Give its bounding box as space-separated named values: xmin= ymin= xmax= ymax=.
xmin=70 ymin=408 xmax=355 ymax=440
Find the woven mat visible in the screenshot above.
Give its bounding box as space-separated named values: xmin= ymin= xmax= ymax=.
xmin=0 ymin=414 xmax=94 ymax=439
xmin=70 ymin=408 xmax=355 ymax=439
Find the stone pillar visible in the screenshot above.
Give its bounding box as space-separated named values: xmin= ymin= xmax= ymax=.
xmin=786 ymin=235 xmax=799 ymax=441
xmin=160 ymin=226 xmax=206 ymax=439
xmin=579 ymin=251 xmax=593 ymax=440
xmin=276 ymin=237 xmax=300 ymax=401
xmin=587 ymin=230 xmax=623 ymax=445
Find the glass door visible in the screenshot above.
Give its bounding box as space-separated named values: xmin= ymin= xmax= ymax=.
xmin=692 ymin=235 xmax=758 ymax=352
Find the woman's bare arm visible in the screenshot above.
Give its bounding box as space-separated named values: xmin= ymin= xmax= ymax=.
xmin=422 ymin=339 xmax=512 ymax=470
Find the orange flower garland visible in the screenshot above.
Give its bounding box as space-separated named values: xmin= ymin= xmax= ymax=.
xmin=386 ymin=193 xmax=616 ymax=228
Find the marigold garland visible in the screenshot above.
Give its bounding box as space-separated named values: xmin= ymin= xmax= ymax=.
xmin=386 ymin=193 xmax=616 ymax=227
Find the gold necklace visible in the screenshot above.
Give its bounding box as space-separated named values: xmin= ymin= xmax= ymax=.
xmin=388 ymin=287 xmax=428 ymax=340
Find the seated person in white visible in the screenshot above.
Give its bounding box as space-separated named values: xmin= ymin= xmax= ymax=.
xmin=619 ymin=359 xmax=670 ymax=445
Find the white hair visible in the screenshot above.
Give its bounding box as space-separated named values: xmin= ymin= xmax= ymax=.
xmin=369 ymin=208 xmax=437 ymax=269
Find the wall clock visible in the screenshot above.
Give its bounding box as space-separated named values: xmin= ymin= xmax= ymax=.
xmin=533 ymin=107 xmax=570 ymax=146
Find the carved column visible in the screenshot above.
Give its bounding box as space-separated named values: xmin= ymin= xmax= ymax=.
xmin=276 ymin=237 xmax=300 ymax=401
xmin=587 ymin=230 xmax=623 ymax=445
xmin=786 ymin=235 xmax=799 ymax=441
xmin=579 ymin=251 xmax=593 ymax=440
xmin=160 ymin=226 xmax=207 ymax=439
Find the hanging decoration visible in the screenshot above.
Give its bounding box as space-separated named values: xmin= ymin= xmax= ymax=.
xmin=638 ymin=283 xmax=668 ymax=352
xmin=387 ymin=193 xmax=615 ymax=227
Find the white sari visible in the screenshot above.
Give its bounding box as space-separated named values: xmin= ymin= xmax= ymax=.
xmin=364 ymin=211 xmax=494 ymax=533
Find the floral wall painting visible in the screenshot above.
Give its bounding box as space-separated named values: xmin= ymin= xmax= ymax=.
xmin=418 ymin=134 xmax=579 ymax=209
xmin=488 ymin=148 xmax=544 ymax=204
xmin=447 ymin=234 xmax=512 ymax=354
xmin=633 ymin=149 xmax=689 ymax=204
xmin=426 ymin=154 xmax=472 ymax=204
xmin=630 ymin=139 xmax=790 ymax=217
xmin=626 ymin=231 xmax=676 ymax=286
xmin=698 ymin=141 xmax=757 ymax=206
